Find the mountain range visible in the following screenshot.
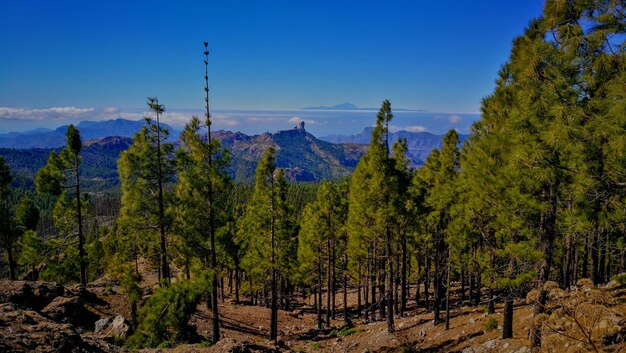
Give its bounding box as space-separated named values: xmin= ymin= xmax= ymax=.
xmin=0 ymin=118 xmax=460 ymax=188
xmin=301 ymin=102 xmax=424 ymax=112
xmin=320 ymin=128 xmax=468 ymax=165
xmin=0 ymin=118 xmax=178 ymax=149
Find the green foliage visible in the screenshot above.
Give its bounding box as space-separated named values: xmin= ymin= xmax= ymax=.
xmin=117 ymin=117 xmax=175 ymax=277
xmin=237 ymin=148 xmax=297 ymax=287
xmin=18 ymin=230 xmax=44 ymax=271
xmin=15 ymin=197 xmax=39 ymax=230
xmin=612 ymin=274 xmax=626 ymax=286
xmin=173 ymin=115 xmax=231 ymax=278
xmin=127 ymin=277 xmax=208 ymax=348
xmin=40 ymin=245 xmax=80 ymax=284
xmin=328 ymin=326 xmax=363 ymax=337
xmin=485 ymin=317 xmax=498 ymax=332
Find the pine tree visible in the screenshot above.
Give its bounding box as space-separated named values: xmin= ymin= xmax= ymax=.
xmin=0 ymin=156 xmax=15 ymax=279
xmin=347 ymin=99 xmax=397 ymax=332
xmin=117 ymin=107 xmax=175 ymax=285
xmin=172 ymin=43 xmax=230 ymax=342
xmin=299 ymin=180 xmax=350 ymax=328
xmin=35 ymin=125 xmax=88 ymax=291
xmin=237 ymin=148 xmax=295 ymax=340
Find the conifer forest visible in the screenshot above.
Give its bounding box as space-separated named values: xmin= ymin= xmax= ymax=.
xmin=1 ymin=1 xmax=626 ymax=352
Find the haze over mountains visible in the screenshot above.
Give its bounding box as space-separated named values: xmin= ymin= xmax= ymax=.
xmin=0 ymin=118 xmax=462 ymax=186
xmin=302 ymin=102 xmax=424 ymax=112
xmin=0 ymin=118 xmax=179 ymax=149
xmin=320 ymin=127 xmax=468 ymax=165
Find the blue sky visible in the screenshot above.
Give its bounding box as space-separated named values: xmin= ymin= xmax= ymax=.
xmin=0 ymin=1 xmax=544 ymax=135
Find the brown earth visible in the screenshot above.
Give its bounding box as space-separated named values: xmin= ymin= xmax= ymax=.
xmin=1 ymin=277 xmax=625 ymax=353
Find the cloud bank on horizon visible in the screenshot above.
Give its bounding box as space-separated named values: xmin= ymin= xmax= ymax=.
xmin=0 ymin=105 xmax=480 ymax=137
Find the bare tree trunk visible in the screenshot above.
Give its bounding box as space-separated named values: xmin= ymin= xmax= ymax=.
xmin=327 ymin=237 xmax=332 ymax=327
xmin=365 ymin=256 xmax=370 ymax=322
xmin=357 ymin=263 xmax=362 ymax=318
xmin=317 ymin=257 xmax=323 ymax=330
xmin=386 ymin=224 xmax=394 ymax=332
xmin=582 ymin=231 xmax=589 ymax=279
xmin=445 ymin=260 xmax=451 ymax=330
xmin=343 ymin=252 xmax=351 ymax=326
xmin=401 ymin=230 xmax=407 ymax=315
xmin=502 ymin=299 xmax=513 ymax=339
xmin=74 ymin=155 xmax=87 ymax=292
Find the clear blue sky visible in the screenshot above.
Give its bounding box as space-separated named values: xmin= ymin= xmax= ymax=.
xmin=0 ymin=0 xmax=544 ymax=134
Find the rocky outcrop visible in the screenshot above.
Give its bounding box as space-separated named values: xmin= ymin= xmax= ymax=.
xmin=0 ymin=303 xmax=83 ymax=353
xmin=0 ymin=280 xmax=64 ymax=310
xmin=94 ymin=315 xmax=131 ymax=340
xmin=42 ymin=296 xmax=100 ymax=327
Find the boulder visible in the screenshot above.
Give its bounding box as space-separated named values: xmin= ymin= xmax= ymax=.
xmin=94 ymin=317 xmax=111 ymax=333
xmin=94 ymin=315 xmax=131 ymax=339
xmin=0 ymin=280 xmax=64 ymax=310
xmin=42 ymin=296 xmax=100 ymax=327
xmin=0 ymin=303 xmax=83 ymax=353
xmin=110 ymin=315 xmax=131 ymax=338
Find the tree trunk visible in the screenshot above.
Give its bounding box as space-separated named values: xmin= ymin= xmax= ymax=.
xmin=327 ymin=238 xmax=332 ymax=327
xmin=425 ymin=253 xmax=431 ymax=310
xmin=401 ymin=230 xmax=407 ymax=315
xmin=331 ymin=239 xmax=336 ymax=320
xmin=343 ymin=252 xmax=351 ymax=326
xmin=317 ymin=257 xmax=323 ymax=330
xmin=74 ymin=155 xmax=87 ymax=292
xmin=445 ymin=260 xmax=451 ymax=330
xmin=599 ymin=233 xmax=606 ymax=283
xmin=582 ymin=231 xmax=589 ymax=279
xmin=531 ymin=185 xmax=558 ymax=349
xmin=7 ymin=245 xmax=15 ymax=281
xmin=235 ymin=267 xmax=240 ymax=303
xmin=371 ymin=255 xmax=377 ymax=321
xmin=386 ymin=225 xmax=394 ymax=332
xmin=502 ymin=299 xmax=513 ymax=339
xmin=365 ymin=257 xmax=370 ymax=322
xmin=154 ymin=109 xmax=170 ymax=285
xmin=357 ymin=264 xmax=362 ymax=318
xmin=269 ymin=174 xmax=278 ymax=341
xmin=416 ymin=252 xmax=421 ymax=309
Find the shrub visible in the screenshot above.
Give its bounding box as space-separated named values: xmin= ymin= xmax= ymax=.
xmin=485 ymin=317 xmax=498 ymax=331
xmin=611 ymin=273 xmax=626 ymax=286
xmin=126 ymin=274 xmax=210 ymax=348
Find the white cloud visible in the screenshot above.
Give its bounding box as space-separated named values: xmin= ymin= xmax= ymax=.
xmin=404 ymin=125 xmax=428 ymax=133
xmin=0 ymin=106 xmax=95 ymax=120
xmin=388 ymin=124 xmax=428 ymax=133
xmin=288 ymin=116 xmax=317 ymax=125
xmin=433 ymin=113 xmax=464 ymax=124
xmin=246 ymin=117 xmax=283 ymax=123
xmin=448 ymin=114 xmax=462 ymax=123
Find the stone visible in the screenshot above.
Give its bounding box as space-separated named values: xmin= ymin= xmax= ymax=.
xmin=0 ymin=303 xmax=83 ymax=353
xmin=484 ymin=339 xmax=498 ymax=349
xmin=42 ymin=296 xmax=99 ymax=328
xmin=94 ymin=317 xmax=111 ymax=333
xmin=110 ymin=315 xmax=131 ymax=338
xmin=0 ymin=280 xmax=64 ymax=310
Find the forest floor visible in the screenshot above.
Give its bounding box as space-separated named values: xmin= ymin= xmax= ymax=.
xmin=2 ymin=267 xmax=626 ymax=352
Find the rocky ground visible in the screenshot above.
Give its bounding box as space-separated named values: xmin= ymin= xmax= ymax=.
xmin=1 ymin=278 xmax=625 ymax=353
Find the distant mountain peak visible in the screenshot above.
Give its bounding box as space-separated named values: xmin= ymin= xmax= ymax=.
xmin=301 ymin=102 xmax=425 ymax=112
xmin=0 ymin=118 xmax=178 ymax=149
xmin=302 ymin=102 xmax=361 ymax=110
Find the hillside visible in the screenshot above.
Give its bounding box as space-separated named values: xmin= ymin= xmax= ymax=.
xmin=320 ymin=127 xmax=468 ymax=165
xmin=0 ymin=136 xmax=132 ymax=191
xmin=0 ymin=118 xmax=178 ymax=149
xmin=216 ymin=127 xmax=366 ymax=182
xmin=0 ymin=127 xmax=367 ymax=189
